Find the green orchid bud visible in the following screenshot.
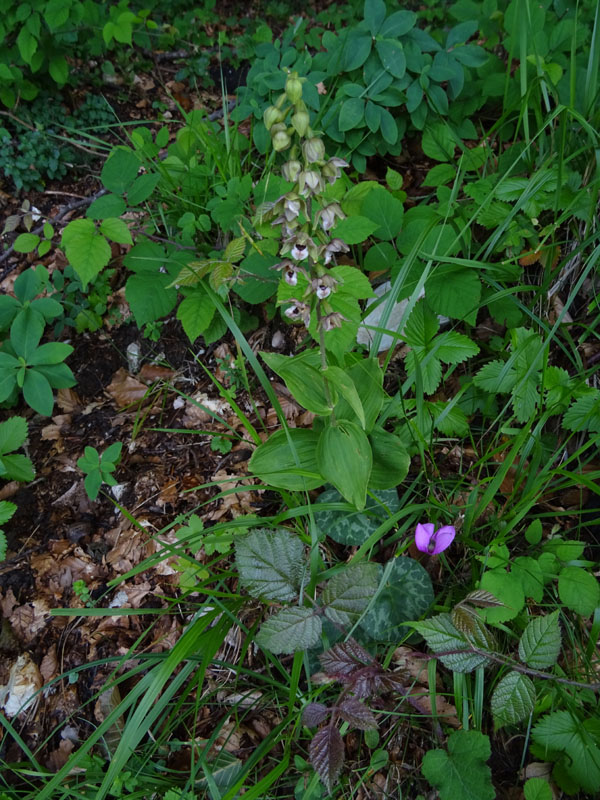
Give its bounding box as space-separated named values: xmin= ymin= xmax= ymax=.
xmin=272 ymin=130 xmax=292 ymax=151
xmin=281 ymin=159 xmax=302 ymax=182
xmin=302 ymin=137 xmax=325 ymax=163
xmin=264 ymin=105 xmax=284 ymax=130
xmin=285 ymin=74 xmax=303 ymax=104
xmin=291 ymin=110 xmax=310 ymax=137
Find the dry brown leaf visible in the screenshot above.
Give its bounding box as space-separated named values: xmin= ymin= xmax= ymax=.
xmin=107 ymin=368 xmax=151 ymax=407
xmin=46 ymin=737 xmax=74 ymax=771
xmin=40 ymin=644 xmax=59 ymax=683
xmin=182 ymin=392 xmax=232 ymax=427
xmin=41 ymin=414 xmax=72 ymax=441
xmin=0 ymin=588 xmax=18 ymax=617
xmin=9 ymin=599 xmax=51 ymax=642
xmin=0 ymin=654 xmax=42 ymax=717
xmin=208 ymin=469 xmax=260 ymax=520
xmin=56 ymin=388 xmax=81 ymax=413
xmin=138 ymin=363 xmax=176 ymax=383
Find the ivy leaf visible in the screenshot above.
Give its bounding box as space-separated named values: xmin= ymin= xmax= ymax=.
xmin=491 ymin=672 xmax=536 ymax=730
xmin=321 ymin=563 xmax=380 ymax=626
xmin=409 ymin=613 xmax=489 ymax=672
xmin=422 ymin=730 xmax=495 ymax=800
xmin=518 ymin=611 xmax=561 ymax=669
xmin=532 ymin=711 xmax=600 ymax=794
xmin=235 ymin=528 xmax=305 ymax=602
xmin=302 ymin=703 xmax=330 ymax=727
xmin=338 ymin=698 xmax=377 ymax=730
xmin=256 ymin=606 xmax=321 ymax=654
xmin=310 ymin=727 xmax=345 ymax=793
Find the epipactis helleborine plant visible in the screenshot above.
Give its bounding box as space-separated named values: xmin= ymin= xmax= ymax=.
xmin=415 ymin=523 xmax=456 ymax=555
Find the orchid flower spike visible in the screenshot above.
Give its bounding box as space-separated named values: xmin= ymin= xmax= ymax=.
xmin=415 ymin=523 xmax=455 ymax=555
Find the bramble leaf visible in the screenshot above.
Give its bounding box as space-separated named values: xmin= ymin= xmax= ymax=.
xmin=409 ymin=613 xmax=489 ymax=672
xmin=255 ymin=606 xmax=321 ymax=654
xmin=310 ymin=727 xmax=345 ymax=793
xmin=558 ymin=566 xmax=599 ymax=617
xmin=491 ymin=672 xmax=535 ymax=730
xmin=518 ymin=611 xmax=561 ymax=669
xmin=338 ymin=698 xmax=377 ymax=730
xmin=235 ymin=528 xmax=306 ymax=602
xmin=302 ymin=703 xmax=330 ymax=727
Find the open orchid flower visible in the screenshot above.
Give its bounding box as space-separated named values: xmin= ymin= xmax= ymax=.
xmin=415 ymin=523 xmax=455 ymax=555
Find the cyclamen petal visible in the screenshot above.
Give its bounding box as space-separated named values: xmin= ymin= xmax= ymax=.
xmin=415 ymin=522 xmax=455 ymax=555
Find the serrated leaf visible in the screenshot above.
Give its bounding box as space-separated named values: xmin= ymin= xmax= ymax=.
xmin=451 ymin=606 xmax=494 ymax=649
xmin=422 ymin=730 xmax=495 ymax=800
xmin=310 ymin=727 xmax=344 ymax=793
xmin=462 ymin=590 xmax=504 ymax=608
xmin=168 ymin=260 xmax=215 ymax=288
xmin=256 ymin=606 xmax=321 ymax=654
xmin=338 ymin=698 xmax=377 ymax=730
xmin=518 ymin=611 xmax=561 ymax=669
xmin=322 ymin=563 xmax=380 ymax=626
xmin=303 ymin=703 xmax=330 ymax=727
xmin=209 ymin=260 xmax=233 ymax=292
xmin=224 ymin=237 xmax=246 ymax=264
xmin=235 ymin=528 xmax=305 ymax=602
xmin=0 ymin=417 xmax=28 ymax=455
xmin=524 ymin=777 xmax=552 ymax=800
xmin=532 ymin=711 xmax=600 ymax=794
xmin=320 ymin=638 xmax=374 ymax=678
xmin=491 ymin=672 xmax=535 ymax=730
xmin=61 ymin=219 xmax=112 ymax=289
xmin=409 ymin=613 xmax=489 ymax=672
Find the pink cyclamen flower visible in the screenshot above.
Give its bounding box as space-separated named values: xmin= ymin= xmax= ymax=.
xmin=415 ymin=523 xmax=455 ymax=555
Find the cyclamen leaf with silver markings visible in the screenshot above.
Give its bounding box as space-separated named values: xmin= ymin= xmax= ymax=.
xmin=310 ymin=727 xmax=345 ymax=793
xmin=235 ymin=528 xmax=305 ymax=602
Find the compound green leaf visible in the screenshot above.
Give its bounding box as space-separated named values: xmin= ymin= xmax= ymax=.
xmin=339 ymin=97 xmax=365 ymax=132
xmin=422 ymin=730 xmax=495 ymax=800
xmin=532 ymin=711 xmax=600 ymax=794
xmin=375 ymin=39 xmax=406 ymax=78
xmin=491 ymin=672 xmax=535 ymax=730
xmin=22 ymin=369 xmax=54 ymax=416
xmin=256 ymin=606 xmax=321 ymax=654
xmin=518 ymin=611 xmax=561 ymax=669
xmin=322 ymin=562 xmax=380 ymax=626
xmin=421 ymin=121 xmax=456 ymax=162
xmin=0 ymin=454 xmax=35 ymax=482
xmin=0 ymin=417 xmax=28 ymax=455
xmin=236 ymin=528 xmax=305 ymax=602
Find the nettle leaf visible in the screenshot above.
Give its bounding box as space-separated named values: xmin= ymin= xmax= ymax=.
xmin=303 ymin=702 xmax=330 ymax=727
xmin=360 ymin=558 xmax=434 ymax=642
xmin=256 ymin=606 xmax=321 ymax=654
xmin=338 ymin=697 xmax=377 ymax=730
xmin=235 ymin=528 xmax=305 ymax=602
xmin=409 ymin=613 xmax=489 ymax=672
xmin=532 ymin=711 xmax=600 ymax=794
xmin=310 ymin=726 xmax=344 ymax=793
xmin=491 ymin=672 xmax=536 ymax=730
xmin=518 ymin=611 xmax=561 ymax=669
xmin=558 ymin=566 xmax=600 ymax=617
xmin=422 ymin=730 xmax=495 ymax=800
xmin=321 ymin=562 xmax=380 ymax=626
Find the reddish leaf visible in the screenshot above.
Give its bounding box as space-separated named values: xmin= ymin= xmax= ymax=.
xmin=302 ymin=702 xmax=330 ymax=727
xmin=310 ymin=727 xmax=345 ymax=792
xmin=337 ymin=698 xmax=377 ymax=730
xmin=319 ymin=638 xmax=374 ymax=678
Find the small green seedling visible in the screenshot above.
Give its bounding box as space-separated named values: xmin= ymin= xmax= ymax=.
xmin=77 ymin=442 xmax=123 ymax=501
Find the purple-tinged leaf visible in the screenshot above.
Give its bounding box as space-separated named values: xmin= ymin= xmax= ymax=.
xmin=462 ymin=589 xmax=504 ymax=608
xmin=338 ymin=698 xmax=377 ymax=730
xmin=319 ymin=638 xmax=374 ymax=678
xmin=302 ymin=702 xmax=330 ymax=727
xmin=310 ymin=727 xmax=345 ymax=792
